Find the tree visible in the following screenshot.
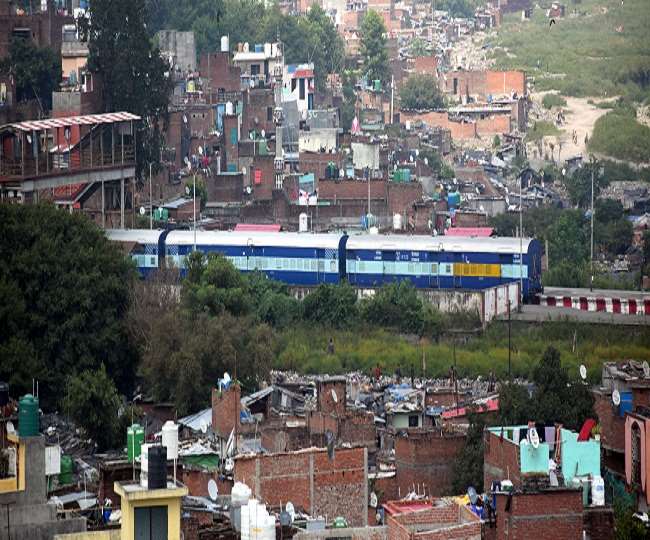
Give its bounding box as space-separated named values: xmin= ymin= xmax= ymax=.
xmin=643 ymin=230 xmax=650 ymax=277
xmin=0 ymin=38 xmax=61 ymax=111
xmin=400 ymin=73 xmax=444 ymax=110
xmin=64 ymin=365 xmax=122 ymax=450
xmin=451 ymin=411 xmax=487 ymax=493
xmin=361 ymin=281 xmax=427 ymax=335
xmin=493 ymin=135 xmax=501 ymax=148
xmin=562 ymin=162 xmax=609 ymax=209
xmin=80 ymin=0 xmax=173 ymax=179
xmin=409 ymin=37 xmax=428 ymax=57
xmin=303 ymin=283 xmax=358 ymax=328
xmin=305 ymin=5 xmax=345 ymax=91
xmin=360 ymin=10 xmax=390 ymax=86
xmin=0 ymin=204 xmax=136 ymax=408
xmin=340 ymin=70 xmax=358 ymax=132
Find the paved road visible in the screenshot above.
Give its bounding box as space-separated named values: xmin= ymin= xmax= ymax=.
xmin=497 ymin=305 xmax=650 ymax=325
xmin=542 ymin=287 xmax=650 ymax=300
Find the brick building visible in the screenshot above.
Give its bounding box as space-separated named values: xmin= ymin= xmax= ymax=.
xmin=394 ymin=429 xmax=466 ymax=497
xmin=234 ymin=446 xmax=369 ymax=526
xmin=211 ymin=384 xmax=241 ymax=441
xmin=384 ymin=499 xmax=481 ymax=540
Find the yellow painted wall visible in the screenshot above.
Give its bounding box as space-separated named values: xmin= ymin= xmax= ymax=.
xmin=0 ymin=435 xmax=24 ymax=494
xmin=54 ymin=530 xmax=120 ymax=540
xmin=120 ymin=495 xmax=183 ymax=540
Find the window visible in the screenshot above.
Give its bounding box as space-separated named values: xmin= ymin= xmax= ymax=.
xmin=267 ymin=106 xmax=273 ymax=122
xmin=408 ymin=415 xmax=419 ymax=427
xmin=250 ymin=64 xmax=260 ymax=76
xmin=134 ymin=506 xmax=168 ymax=540
xmin=299 ymin=78 xmax=305 ymax=100
xmin=632 ymin=423 xmax=642 ymax=485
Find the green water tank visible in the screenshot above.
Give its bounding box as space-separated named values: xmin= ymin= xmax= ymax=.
xmin=127 ymin=423 xmax=145 ymax=463
xmin=18 ymin=394 xmax=39 ymax=437
xmin=59 ymin=455 xmax=73 ymax=485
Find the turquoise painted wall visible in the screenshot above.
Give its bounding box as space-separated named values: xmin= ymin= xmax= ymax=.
xmin=520 ymin=442 xmax=550 ymax=474
xmin=561 ymin=429 xmax=600 ymax=484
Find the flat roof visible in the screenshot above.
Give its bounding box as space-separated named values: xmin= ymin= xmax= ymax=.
xmin=5 ymin=111 xmax=141 ymax=132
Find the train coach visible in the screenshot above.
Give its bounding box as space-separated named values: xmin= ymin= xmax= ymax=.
xmin=106 ymin=229 xmax=543 ymax=299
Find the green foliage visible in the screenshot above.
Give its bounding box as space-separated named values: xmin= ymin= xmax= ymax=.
xmin=526 ymin=121 xmax=562 ymax=142
xmin=64 ymin=365 xmax=122 ymax=451
xmin=643 ymin=231 xmax=650 ymax=274
xmin=360 ymin=281 xmax=446 ymax=337
xmin=0 ymin=38 xmax=61 ymax=110
xmin=441 ymin=163 xmax=455 ymax=180
xmin=493 ymin=135 xmax=501 ymax=148
xmin=436 ymin=0 xmax=478 ymax=18
xmin=491 ymin=0 xmax=650 ymax=100
xmin=80 ymin=0 xmax=173 ymax=179
xmin=340 ymin=70 xmax=358 ymax=132
xmin=409 ymin=37 xmax=429 ymax=57
xmin=613 ymin=501 xmax=648 ymax=540
xmin=303 ymin=283 xmax=358 ymax=328
xmin=151 ymin=1 xmax=343 ymax=91
xmin=185 ymin=177 xmax=208 ymax=211
xmin=562 ymin=162 xmax=609 ymax=208
xmin=541 ymin=93 xmax=567 ymax=110
xmin=0 ymin=204 xmax=136 ymax=408
xmin=451 ymin=412 xmax=487 ymax=493
xmin=589 ymin=109 xmax=650 ymax=163
xmin=360 ymin=10 xmax=390 ymax=86
xmin=400 ymin=73 xmax=445 ymax=110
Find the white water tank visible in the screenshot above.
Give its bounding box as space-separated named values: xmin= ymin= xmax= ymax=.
xmin=221 ymin=35 xmax=229 ymax=52
xmin=231 ymin=482 xmax=252 ymax=532
xmin=226 ymin=101 xmax=234 ymax=115
xmin=393 ymin=213 xmax=402 ymax=231
xmin=243 ymin=42 xmax=249 ymax=53
xmin=591 ymin=476 xmax=605 ymax=506
xmin=161 ymin=421 xmax=178 ymax=460
xmin=241 ymin=499 xmax=276 ymax=540
xmin=369 ymin=226 xmax=379 ymax=235
xmin=140 ymin=444 xmax=151 ymax=488
xmin=264 ymin=43 xmax=272 ymax=57
xmin=299 ymin=213 xmax=309 ymax=232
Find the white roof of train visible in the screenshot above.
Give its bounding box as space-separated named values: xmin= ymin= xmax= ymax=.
xmin=105 ymin=229 xmax=162 ymax=244
xmin=166 ymin=230 xmax=342 ymax=249
xmin=345 ymin=234 xmax=536 ymax=254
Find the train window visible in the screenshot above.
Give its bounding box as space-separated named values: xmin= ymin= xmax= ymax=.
xmin=431 ymin=263 xmax=438 ymax=275
xmin=150 ymin=257 xmax=156 ymax=266
xmin=408 ymin=263 xmax=415 ymax=274
xmin=330 ymin=261 xmax=336 ymax=272
xmin=359 ymin=262 xmax=366 ymax=272
xmin=445 ymin=264 xmax=452 ymax=274
xmin=311 ymin=260 xmax=317 ymax=271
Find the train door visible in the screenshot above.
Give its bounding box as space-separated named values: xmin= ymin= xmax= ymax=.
xmin=382 ymin=248 xmax=397 ymax=282
xmin=317 ymin=248 xmax=325 ymax=282
xmin=245 ymin=238 xmax=254 ymax=271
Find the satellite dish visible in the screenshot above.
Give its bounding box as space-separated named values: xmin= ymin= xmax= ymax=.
xmin=242 ymin=167 xmax=247 ymax=176
xmin=26 ymin=135 xmax=32 ymax=144
xmin=6 ymin=421 xmax=15 ymax=435
xmin=185 ymin=185 xmax=191 ymax=196
xmin=579 ymin=365 xmax=587 ymax=380
xmin=424 ymin=157 xmax=429 ymax=166
xmin=139 ymin=206 xmax=146 ymax=216
xmin=376 ymin=511 xmax=382 ymax=524
xmin=330 ymin=389 xmax=338 ymax=403
xmin=467 ymin=486 xmax=478 ymax=505
xmin=223 ymin=372 xmax=231 ymax=384
xmin=261 ymin=129 xmax=266 ymax=138
xmin=200 ymin=420 xmax=208 ymax=434
xmin=369 ymin=492 xmax=378 ymax=508
xmin=225 ymin=458 xmax=234 ymax=472
xmin=285 ymin=502 xmax=295 ymax=519
xmin=643 ymin=361 xmax=650 ymax=378
xmin=528 ymin=427 xmax=540 ymax=448
xmin=612 ymin=389 xmax=621 ymax=406
xmin=184 ymin=156 xmax=190 ymax=166
xmin=207 ymin=479 xmax=218 ymax=500
xmin=198 ymin=146 xmax=203 ymax=156
xmin=183 ymin=114 xmax=188 ymax=124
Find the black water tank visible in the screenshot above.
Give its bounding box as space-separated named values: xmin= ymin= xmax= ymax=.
xmin=0 ymin=382 xmax=8 ymax=407
xmin=147 ymin=446 xmax=167 ymax=490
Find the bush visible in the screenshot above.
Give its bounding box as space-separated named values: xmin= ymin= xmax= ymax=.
xmin=303 ymin=283 xmax=358 ymax=328
xmin=542 ymin=93 xmax=567 ymax=109
xmin=589 ymin=110 xmax=650 ymax=163
xmin=400 ymin=73 xmax=445 ymax=110
xmin=361 ymin=281 xmax=427 ymax=335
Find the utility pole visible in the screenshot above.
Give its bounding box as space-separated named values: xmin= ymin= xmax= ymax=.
xmin=193 ymin=173 xmax=197 ymax=251
xmin=590 ymin=157 xmax=595 ymax=292
xmin=507 ymin=300 xmax=511 ymax=379
xmin=149 ymin=162 xmax=153 ymax=230
xmin=273 ymin=63 xmax=285 ymax=191
xmin=519 ymin=174 xmax=523 ymax=310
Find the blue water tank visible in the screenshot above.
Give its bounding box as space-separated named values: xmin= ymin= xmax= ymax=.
xmin=619 ymin=391 xmax=633 ymax=417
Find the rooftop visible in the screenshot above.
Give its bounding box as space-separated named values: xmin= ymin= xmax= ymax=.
xmin=114 ymin=479 xmax=188 ymax=501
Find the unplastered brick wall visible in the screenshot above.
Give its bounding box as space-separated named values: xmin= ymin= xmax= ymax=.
xmin=593 ymin=391 xmax=625 ymax=453
xmin=211 ymin=384 xmax=241 ymax=440
xmin=483 ymin=430 xmax=521 ymax=492
xmin=386 ymin=502 xmax=481 ymax=540
xmin=395 ymin=430 xmax=466 ymax=496
xmin=234 ymin=446 xmax=368 ymax=526
xmin=495 ymin=489 xmax=583 ymax=540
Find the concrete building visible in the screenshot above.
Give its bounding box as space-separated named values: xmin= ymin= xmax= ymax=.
xmin=0 ymin=431 xmax=86 ymax=539
xmin=156 ymin=30 xmax=197 ymax=72
xmin=233 ymin=42 xmax=284 ymax=89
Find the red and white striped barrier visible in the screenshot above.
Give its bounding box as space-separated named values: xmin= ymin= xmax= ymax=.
xmin=533 ymin=294 xmax=650 ymax=315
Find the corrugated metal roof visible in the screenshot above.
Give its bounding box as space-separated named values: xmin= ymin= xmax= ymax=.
xmin=346 ymin=234 xmax=535 ymax=254
xmin=445 ymin=227 xmax=494 ymax=237
xmin=166 ymin=230 xmax=342 ymax=249
xmin=178 ymin=407 xmax=212 ymax=431
xmin=105 ymin=229 xmax=163 ymax=245
xmin=234 ymin=223 xmax=282 ymax=232
xmin=7 ymin=111 xmax=141 ymax=132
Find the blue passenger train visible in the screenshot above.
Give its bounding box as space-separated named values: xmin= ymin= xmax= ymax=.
xmin=106 ymin=229 xmax=543 ymax=299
